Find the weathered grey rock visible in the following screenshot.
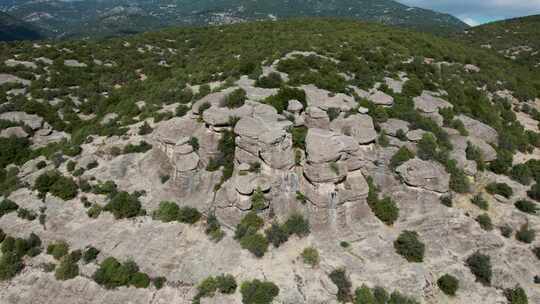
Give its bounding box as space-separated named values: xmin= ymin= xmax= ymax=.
xmin=337 ymin=170 xmax=369 ymax=203
xmin=234 ymin=174 xmax=272 ymax=195
xmin=303 ymin=84 xmax=356 ymax=111
xmin=450 ymin=135 xmax=497 ymax=162
xmin=305 ymin=106 xmax=330 ymax=129
xmin=287 ymin=99 xmax=304 ymax=113
xmin=192 ymin=87 xmax=237 ymax=114
xmin=0 ymin=112 xmax=44 ymax=130
xmin=329 ymin=114 xmax=377 ymax=144
xmin=380 ymin=119 xmax=409 ymax=136
xmin=456 ymin=115 xmax=499 ymax=144
xmin=100 ymin=113 xmax=118 ymax=125
xmin=367 ymin=90 xmax=394 ymax=106
xmin=406 ymin=129 xmax=427 ymax=142
xmin=303 ymin=161 xmax=347 ymax=184
xmin=236 ymin=76 xmax=278 ymax=101
xmin=305 ymin=128 xmax=359 ymax=164
xmin=357 ymin=106 xmax=369 ymax=114
xmin=0 ymin=126 xmax=29 ymax=138
xmin=64 ymin=59 xmax=87 ymax=67
xmin=413 ymin=91 xmax=453 ymax=113
xmin=384 ymin=77 xmax=405 ymax=94
xmin=396 ymin=158 xmax=450 ymax=193
xmin=0 ymin=74 xmax=30 ymax=86
xmin=5 ymin=59 xmax=37 ymax=69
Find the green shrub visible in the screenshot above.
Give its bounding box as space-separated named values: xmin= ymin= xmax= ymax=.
xmin=240 ymin=279 xmax=279 ymax=304
xmin=283 ymin=213 xmax=310 ymax=237
xmin=240 ymin=233 xmax=269 ymax=258
xmin=390 ymin=147 xmax=414 ymax=168
xmin=265 ymin=86 xmax=306 ymax=114
xmin=0 ymin=137 xmax=31 ymax=168
xmin=354 ymin=284 xmax=376 ymax=304
xmin=255 ymin=72 xmax=283 ymax=88
xmin=83 ymin=246 xmax=100 ymax=263
xmin=329 ymin=269 xmax=352 ymax=303
xmin=178 ymin=206 xmax=202 ymax=224
xmin=0 ymin=199 xmax=19 ymax=217
xmin=235 ymin=211 xmax=264 ymax=240
xmin=510 ymin=164 xmax=533 ymax=185
xmin=104 ymin=191 xmax=142 ymax=219
xmin=55 ymin=254 xmax=79 ymax=281
xmin=216 ymin=274 xmax=237 ymax=294
xmin=500 ymin=225 xmax=513 ymax=238
xmin=138 ymin=122 xmax=153 ymax=135
xmin=466 ymin=142 xmax=485 ymax=170
xmin=449 ymin=168 xmax=470 ymax=194
xmin=301 ymin=247 xmax=320 ymax=267
xmin=533 ymin=247 xmax=540 ymax=260
xmin=440 ymin=195 xmax=452 ymax=207
xmin=196 ymin=276 xmax=218 ymax=299
xmin=17 ymin=208 xmax=37 ymax=221
xmin=515 ymin=200 xmax=537 ymax=214
xmin=373 ymin=286 xmax=389 ymax=304
xmin=34 ymin=171 xmax=78 ymax=200
xmin=466 ymin=252 xmax=492 ymax=285
xmin=417 ymin=133 xmax=438 ymax=160
xmin=370 ymin=197 xmax=399 ymax=226
xmin=528 ymin=183 xmax=540 ymax=201
xmin=394 ymin=231 xmax=425 ymax=263
xmin=130 ymin=272 xmax=150 ymax=288
xmin=152 ymin=201 xmax=179 ymax=222
xmin=504 ymin=285 xmax=528 ymax=304
xmin=471 ymin=194 xmax=488 ymax=210
xmin=87 ymin=204 xmax=102 ymax=218
xmin=291 ymin=126 xmax=308 ymax=150
xmin=223 ymin=88 xmax=247 ymax=108
xmin=47 ymin=241 xmax=69 ymax=260
xmin=486 ymin=182 xmax=513 ymax=198
xmin=122 ymin=141 xmax=152 ymax=154
xmin=152 ymin=276 xmax=167 ymax=289
xmin=327 ymin=107 xmax=341 ymax=121
xmin=0 ymin=251 xmax=23 ymax=281
xmin=251 ymin=187 xmax=267 ymax=211
xmin=205 ymin=213 xmax=225 ymax=242
xmin=265 ymin=223 xmax=289 ymax=248
xmin=388 ymin=291 xmax=420 ymax=304
xmin=516 ymin=224 xmax=535 ymax=244
xmin=437 ymin=274 xmax=459 ymax=296
xmin=476 ymin=214 xmax=493 ymax=231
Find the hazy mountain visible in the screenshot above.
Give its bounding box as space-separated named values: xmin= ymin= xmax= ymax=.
xmin=0 ymin=0 xmax=468 ymax=39
xmin=0 ymin=11 xmax=43 ymax=41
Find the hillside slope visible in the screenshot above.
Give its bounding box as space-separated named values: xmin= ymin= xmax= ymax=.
xmin=0 ymin=19 xmax=539 ymax=304
xmin=459 ymin=14 xmax=540 ymax=69
xmin=0 ymin=11 xmax=43 ymax=41
xmin=1 ymin=0 xmax=468 ymax=39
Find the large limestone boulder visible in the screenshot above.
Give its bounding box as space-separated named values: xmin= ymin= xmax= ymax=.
xmin=456 ymin=115 xmax=499 ymax=144
xmin=0 ymin=126 xmax=29 ymax=138
xmin=380 ymin=119 xmax=409 ymax=137
xmin=329 ymin=114 xmax=377 ymax=144
xmin=0 ymin=74 xmax=31 ymax=86
xmin=396 ymin=158 xmax=450 ymax=193
xmin=367 ymin=90 xmax=394 ymax=106
xmin=413 ymin=91 xmax=453 ymax=113
xmin=192 ymin=87 xmax=237 ymax=114
xmin=305 ymin=128 xmax=359 ymax=164
xmin=0 ymin=112 xmax=44 ymax=130
xmin=302 ymin=84 xmax=356 ymax=111
xmin=305 ymin=106 xmax=330 ymax=129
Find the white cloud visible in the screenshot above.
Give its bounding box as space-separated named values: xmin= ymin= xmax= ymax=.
xmin=397 ymin=0 xmax=540 ymax=24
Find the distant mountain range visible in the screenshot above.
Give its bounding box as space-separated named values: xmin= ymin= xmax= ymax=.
xmin=0 ymin=11 xmax=43 ymax=41
xmin=0 ymin=0 xmax=469 ymax=40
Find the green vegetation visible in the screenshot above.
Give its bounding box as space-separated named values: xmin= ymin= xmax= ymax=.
xmin=301 ymin=247 xmax=320 ymax=267
xmin=207 ymin=129 xmax=236 ymax=185
xmin=486 ymin=182 xmax=513 ymax=199
xmin=466 ymin=252 xmax=492 ymax=286
xmin=55 ymin=252 xmax=79 ymax=281
xmin=122 ymin=141 xmax=152 ymax=154
xmin=390 ymin=147 xmax=414 ymax=168
xmin=255 ymin=72 xmax=283 ymax=88
xmin=47 ymin=241 xmax=69 ymax=260
xmin=515 ymin=200 xmax=538 ymax=214
xmin=205 ymin=213 xmax=225 ymax=242
xmin=152 ymin=201 xmax=201 ymax=224
xmin=223 ymin=88 xmax=247 ymax=108
xmin=82 ymin=246 xmax=100 ymax=263
xmin=194 ymin=274 xmax=237 ymax=303
xmin=34 ymin=171 xmax=78 ymax=200
xmin=476 ymin=214 xmax=493 ymax=231
xmin=0 ymin=199 xmax=19 ymax=218
xmin=504 ymin=285 xmax=529 ymax=304
xmin=93 ymin=257 xmax=153 ymax=289
xmin=265 ymin=86 xmax=306 ymax=114
xmin=437 ymin=274 xmax=459 ymax=296
xmin=393 ymin=231 xmax=425 ymax=263
xmin=0 ymin=232 xmax=42 ymax=281
xmin=240 ymin=279 xmax=279 ymax=304
xmin=329 ymin=269 xmax=352 ymax=303
xmin=104 ymin=191 xmax=143 ymax=219
xmin=367 ymin=177 xmax=399 ymax=225
xmin=516 ymin=224 xmax=535 ymax=244
xmin=440 ymin=195 xmax=452 ymax=207
xmin=471 ymin=194 xmax=489 ymax=210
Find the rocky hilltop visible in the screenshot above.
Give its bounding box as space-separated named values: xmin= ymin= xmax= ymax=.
xmin=0 ymin=19 xmax=539 ymax=304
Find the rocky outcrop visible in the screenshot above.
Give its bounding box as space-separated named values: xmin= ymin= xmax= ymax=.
xmin=302 ymin=84 xmax=356 ymax=111
xmin=0 ymin=126 xmax=29 ymax=138
xmin=0 ymin=112 xmax=45 ymax=130
xmin=329 ymin=114 xmax=377 ymax=144
xmin=413 ymin=91 xmax=453 ymax=114
xmin=456 ymin=115 xmax=499 ymax=144
xmin=396 ymin=158 xmax=450 ymax=193
xmin=367 ymin=90 xmax=394 ymax=106
xmin=304 ymin=106 xmax=330 ymax=129
xmin=380 ymin=119 xmax=409 ymax=137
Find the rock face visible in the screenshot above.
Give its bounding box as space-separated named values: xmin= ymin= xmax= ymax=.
xmin=329 ymin=114 xmax=377 ymax=144
xmin=380 ymin=119 xmax=409 ymax=136
xmin=0 ymin=112 xmax=45 ymax=130
xmin=396 ymin=158 xmax=450 ymax=193
xmin=0 ymin=126 xmax=29 ymax=138
xmin=456 ymin=114 xmax=499 ymax=144
xmin=303 ymin=84 xmax=356 ymax=111
xmin=367 ymin=90 xmax=394 ymax=106
xmin=413 ymin=91 xmax=453 ymax=113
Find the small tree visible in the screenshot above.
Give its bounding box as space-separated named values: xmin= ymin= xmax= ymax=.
xmin=301 ymin=247 xmax=320 ymax=267
xmin=354 ymin=285 xmax=376 ymax=304
xmin=486 ymin=182 xmax=513 ymax=199
xmin=437 ymin=274 xmax=459 ymax=296
xmin=466 ymin=252 xmax=492 ymax=285
xmin=329 ymin=269 xmax=352 ymax=303
xmin=516 ymin=223 xmax=535 ymax=244
xmin=394 ymin=231 xmax=425 ymax=263
xmin=265 ymin=223 xmax=289 ymax=248
xmin=471 ymin=194 xmax=488 ymax=210
xmin=240 ymin=279 xmax=279 ymax=304
xmin=240 ymin=233 xmax=269 ymax=258
xmin=283 ymin=213 xmax=310 ymax=237
xmin=417 ymin=133 xmax=438 ymax=160
xmin=515 ymin=200 xmax=537 ymax=214
xmin=104 ymin=192 xmax=142 ymax=219
xmin=504 ymin=285 xmax=528 ymax=304
xmin=476 ymin=214 xmax=493 ymax=231
xmin=55 ymin=254 xmax=79 ymax=281
xmin=390 ymin=147 xmax=414 ymax=169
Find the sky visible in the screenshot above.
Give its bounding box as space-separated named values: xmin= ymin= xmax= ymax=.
xmin=397 ymin=0 xmax=540 ymax=26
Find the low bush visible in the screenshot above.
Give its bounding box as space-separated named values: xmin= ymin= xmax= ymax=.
xmin=34 ymin=171 xmax=78 ymax=200
xmin=528 ymin=183 xmax=540 ymax=201
xmin=0 ymin=199 xmax=19 ymax=217
xmin=466 ymin=252 xmax=492 ymax=285
xmin=440 ymin=195 xmax=452 ymax=207
xmin=240 ymin=233 xmax=269 ymax=258
xmin=122 ymin=141 xmax=152 ymax=154
xmin=255 ymin=72 xmax=283 ymax=88
xmin=437 ymin=274 xmax=459 ymax=296
xmin=283 ymin=213 xmax=310 ymax=237
xmin=390 ymin=146 xmax=414 ymax=168
xmin=240 ymin=279 xmax=279 ymax=304
xmin=486 ymin=182 xmax=513 ymax=198
xmin=129 ymin=272 xmax=150 ymax=288
xmin=354 ymin=284 xmax=376 ymax=304
xmin=47 ymin=241 xmax=69 ymax=260
xmin=205 ymin=213 xmax=224 ymax=242
xmin=83 ymin=246 xmax=100 ymax=263
xmin=104 ymin=191 xmax=142 ymax=219
xmin=516 ymin=224 xmax=535 ymax=244
xmin=394 ymin=231 xmax=425 ymax=263
xmin=476 ymin=214 xmax=493 ymax=231
xmin=55 ymin=253 xmax=79 ymax=281
xmin=471 ymin=194 xmax=488 ymax=210
xmin=504 ymin=285 xmax=528 ymax=304
xmin=515 ymin=200 xmax=537 ymax=214
xmin=510 ymin=164 xmax=533 ymax=185
xmin=301 ymin=247 xmax=320 ymax=267
xmin=223 ymin=88 xmax=247 ymax=108
xmin=265 ymin=223 xmax=289 ymax=248
xmin=93 ymin=257 xmax=152 ymax=289
xmin=329 ymin=269 xmax=352 ymax=303
xmin=367 ymin=177 xmax=399 ymax=225
xmin=500 ymin=225 xmax=513 ymax=238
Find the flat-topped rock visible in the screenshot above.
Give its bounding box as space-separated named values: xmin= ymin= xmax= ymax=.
xmin=329 ymin=114 xmax=377 ymax=144
xmin=0 ymin=112 xmax=44 ymax=130
xmin=0 ymin=126 xmax=29 ymax=138
xmin=287 ymin=99 xmax=304 ymax=113
xmin=380 ymin=119 xmax=410 ymax=136
xmin=64 ymin=59 xmax=87 ymax=67
xmin=413 ymin=91 xmax=453 ymax=113
xmin=302 ymin=84 xmax=356 ymax=111
xmin=406 ymin=129 xmax=428 ymax=142
xmin=305 ymin=106 xmax=330 ymax=129
xmin=367 ymin=90 xmax=394 ymax=106
xmin=396 ymin=158 xmax=450 ymax=193
xmin=0 ymin=74 xmax=31 ymax=86
xmin=5 ymin=59 xmax=37 ymax=69
xmin=456 ymin=114 xmax=499 ymax=144
xmin=305 ymin=128 xmax=359 ymax=164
